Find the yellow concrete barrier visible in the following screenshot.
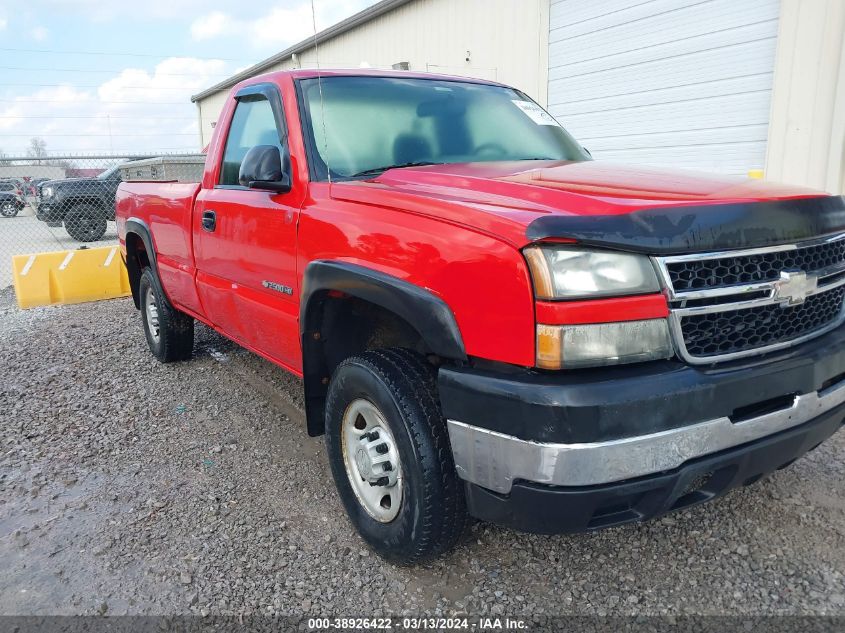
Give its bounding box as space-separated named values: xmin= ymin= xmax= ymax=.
xmin=748 ymin=169 xmax=765 ymax=180
xmin=12 ymin=246 xmax=130 ymax=309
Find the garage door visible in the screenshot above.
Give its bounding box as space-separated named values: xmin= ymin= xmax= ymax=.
xmin=547 ymin=0 xmax=780 ymax=175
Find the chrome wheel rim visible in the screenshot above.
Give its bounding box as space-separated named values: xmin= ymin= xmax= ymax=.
xmin=144 ymin=286 xmax=161 ymax=343
xmin=341 ymin=398 xmax=403 ymax=522
xmin=78 ymin=214 xmax=98 ymax=239
xmin=1 ymin=202 xmax=14 ymax=216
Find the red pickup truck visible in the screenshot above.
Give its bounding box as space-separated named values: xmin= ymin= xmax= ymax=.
xmin=117 ymin=69 xmax=845 ymax=564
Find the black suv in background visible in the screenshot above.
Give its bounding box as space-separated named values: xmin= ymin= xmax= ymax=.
xmin=37 ymin=160 xmax=149 ymax=242
xmin=0 ymin=179 xmax=26 ymax=218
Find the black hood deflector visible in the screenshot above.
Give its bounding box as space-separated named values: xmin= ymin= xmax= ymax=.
xmin=525 ymin=195 xmax=845 ymax=254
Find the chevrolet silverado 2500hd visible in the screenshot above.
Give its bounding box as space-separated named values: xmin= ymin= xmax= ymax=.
xmin=116 ymin=69 xmax=845 ymax=564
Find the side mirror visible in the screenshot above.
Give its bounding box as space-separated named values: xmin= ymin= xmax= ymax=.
xmin=238 ymin=145 xmax=291 ymax=193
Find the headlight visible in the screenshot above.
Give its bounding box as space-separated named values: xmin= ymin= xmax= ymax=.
xmin=524 ymin=246 xmax=660 ymax=299
xmin=41 ymin=186 xmax=53 ymax=198
xmin=537 ymin=320 xmax=673 ymax=369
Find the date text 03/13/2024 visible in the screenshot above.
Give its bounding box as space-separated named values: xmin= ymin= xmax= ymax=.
xmin=307 ymin=617 xmax=529 ymax=630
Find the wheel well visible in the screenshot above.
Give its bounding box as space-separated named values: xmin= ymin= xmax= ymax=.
xmin=125 ymin=232 xmax=151 ymax=309
xmin=302 ymin=291 xmax=431 ymax=436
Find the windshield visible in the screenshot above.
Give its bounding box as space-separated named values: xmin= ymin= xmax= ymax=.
xmin=298 ymin=76 xmax=589 ymax=181
xmin=97 ymin=162 xmax=124 ymax=180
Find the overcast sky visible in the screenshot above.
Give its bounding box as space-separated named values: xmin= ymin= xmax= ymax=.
xmin=0 ymin=0 xmax=377 ymax=156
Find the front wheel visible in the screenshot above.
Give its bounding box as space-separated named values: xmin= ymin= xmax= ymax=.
xmin=0 ymin=201 xmax=19 ymax=217
xmin=65 ymin=203 xmax=107 ymax=242
xmin=325 ymin=348 xmax=469 ymax=564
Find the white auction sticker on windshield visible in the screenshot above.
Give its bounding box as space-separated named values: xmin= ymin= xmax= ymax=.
xmin=512 ymin=100 xmax=560 ymax=126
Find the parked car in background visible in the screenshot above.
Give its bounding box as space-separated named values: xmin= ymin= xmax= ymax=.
xmin=0 ymin=177 xmax=26 ymax=194
xmin=0 ymin=179 xmax=26 ymax=217
xmin=37 ymin=159 xmax=149 ymax=241
xmin=118 ymin=69 xmax=845 ymax=563
xmin=29 ymin=177 xmax=50 ymax=196
xmin=32 ymin=178 xmax=52 ymax=201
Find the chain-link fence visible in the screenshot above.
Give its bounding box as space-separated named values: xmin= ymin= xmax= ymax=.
xmin=0 ymin=153 xmax=204 ymax=288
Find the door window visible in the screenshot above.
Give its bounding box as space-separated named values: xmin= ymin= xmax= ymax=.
xmin=219 ymin=96 xmax=284 ymax=186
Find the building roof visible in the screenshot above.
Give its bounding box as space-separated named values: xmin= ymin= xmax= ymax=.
xmin=190 ymin=0 xmax=414 ymax=103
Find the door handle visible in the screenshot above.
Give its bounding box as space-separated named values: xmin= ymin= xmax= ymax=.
xmin=202 ymin=210 xmax=217 ymax=232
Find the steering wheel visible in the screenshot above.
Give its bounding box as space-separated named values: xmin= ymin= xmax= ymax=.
xmin=475 ymin=142 xmax=508 ymax=158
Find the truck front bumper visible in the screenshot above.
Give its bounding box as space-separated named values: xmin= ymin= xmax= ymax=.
xmin=36 ymin=202 xmax=64 ymax=225
xmin=438 ymin=326 xmax=845 ymax=533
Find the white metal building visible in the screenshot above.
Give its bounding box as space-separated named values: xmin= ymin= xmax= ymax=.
xmin=0 ymin=165 xmax=65 ymax=180
xmin=192 ymin=0 xmax=845 ymax=194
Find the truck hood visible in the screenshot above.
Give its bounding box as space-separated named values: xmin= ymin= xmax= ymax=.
xmin=332 ymin=160 xmax=845 ymax=254
xmin=42 ymin=177 xmax=100 ymax=187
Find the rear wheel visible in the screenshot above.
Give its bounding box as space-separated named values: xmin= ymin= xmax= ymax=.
xmin=0 ymin=200 xmax=19 ymax=217
xmin=325 ymin=348 xmax=469 ymax=564
xmin=139 ymin=268 xmax=194 ymax=363
xmin=65 ymin=203 xmax=107 ymax=242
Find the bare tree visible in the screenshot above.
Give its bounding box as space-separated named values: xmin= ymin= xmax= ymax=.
xmin=51 ymin=158 xmax=78 ymax=170
xmin=27 ymin=137 xmax=48 ymax=164
xmin=0 ymin=148 xmax=8 ymax=165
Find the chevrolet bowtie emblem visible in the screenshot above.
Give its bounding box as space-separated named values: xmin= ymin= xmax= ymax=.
xmin=773 ymin=270 xmax=818 ymax=306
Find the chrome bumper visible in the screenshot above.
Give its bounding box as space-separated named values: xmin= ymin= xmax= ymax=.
xmin=447 ymin=379 xmax=845 ymax=494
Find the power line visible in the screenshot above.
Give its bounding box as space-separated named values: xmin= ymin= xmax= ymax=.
xmin=0 ymin=83 xmax=200 ymax=90
xmin=0 ymin=45 xmax=253 ymax=62
xmin=0 ymin=99 xmax=190 ymax=104
xmin=0 ymin=65 xmax=233 ymax=77
xmin=0 ymin=133 xmax=197 ymax=137
xmin=1 ymin=148 xmax=200 ymax=154
xmin=0 ymin=115 xmax=198 ymax=119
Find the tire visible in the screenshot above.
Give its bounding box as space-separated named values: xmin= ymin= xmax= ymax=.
xmin=325 ymin=348 xmax=469 ymax=564
xmin=0 ymin=201 xmax=18 ymax=217
xmin=139 ymin=268 xmax=194 ymax=363
xmin=65 ymin=203 xmax=107 ymax=242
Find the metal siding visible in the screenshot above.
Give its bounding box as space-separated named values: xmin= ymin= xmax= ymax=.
xmin=197 ymin=0 xmax=548 ymax=147
xmin=766 ymin=0 xmax=845 ymax=193
xmin=548 ymin=0 xmax=780 ymax=175
xmin=293 ymin=0 xmax=546 ymax=91
xmin=198 ymin=90 xmax=232 ymax=149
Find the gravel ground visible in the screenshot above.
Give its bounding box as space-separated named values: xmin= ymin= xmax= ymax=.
xmin=2 ymin=288 xmax=845 ymax=618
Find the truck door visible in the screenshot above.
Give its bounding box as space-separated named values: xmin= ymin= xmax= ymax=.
xmin=193 ymin=83 xmax=303 ymax=371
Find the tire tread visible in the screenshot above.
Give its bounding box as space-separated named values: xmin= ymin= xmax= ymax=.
xmin=139 ymin=268 xmax=194 ymax=363
xmin=326 ymin=348 xmax=469 ymax=564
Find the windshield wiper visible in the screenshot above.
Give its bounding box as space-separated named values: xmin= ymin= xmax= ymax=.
xmin=352 ymin=161 xmax=440 ymax=177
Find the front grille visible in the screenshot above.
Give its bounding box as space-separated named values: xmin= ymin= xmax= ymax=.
xmin=680 ymin=286 xmax=845 ymax=358
xmin=667 ymin=239 xmax=845 ymax=292
xmin=655 ymin=234 xmax=845 ymax=364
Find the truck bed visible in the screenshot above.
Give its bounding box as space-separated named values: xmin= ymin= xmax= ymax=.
xmin=120 ymin=156 xmax=205 ymax=183
xmin=116 ymin=180 xmax=203 ymax=313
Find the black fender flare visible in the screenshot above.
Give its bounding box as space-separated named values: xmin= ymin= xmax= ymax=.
xmin=299 ymin=260 xmax=467 ymax=435
xmin=124 ymin=217 xmax=160 ymax=309
xmin=300 ymin=260 xmax=466 ymax=360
